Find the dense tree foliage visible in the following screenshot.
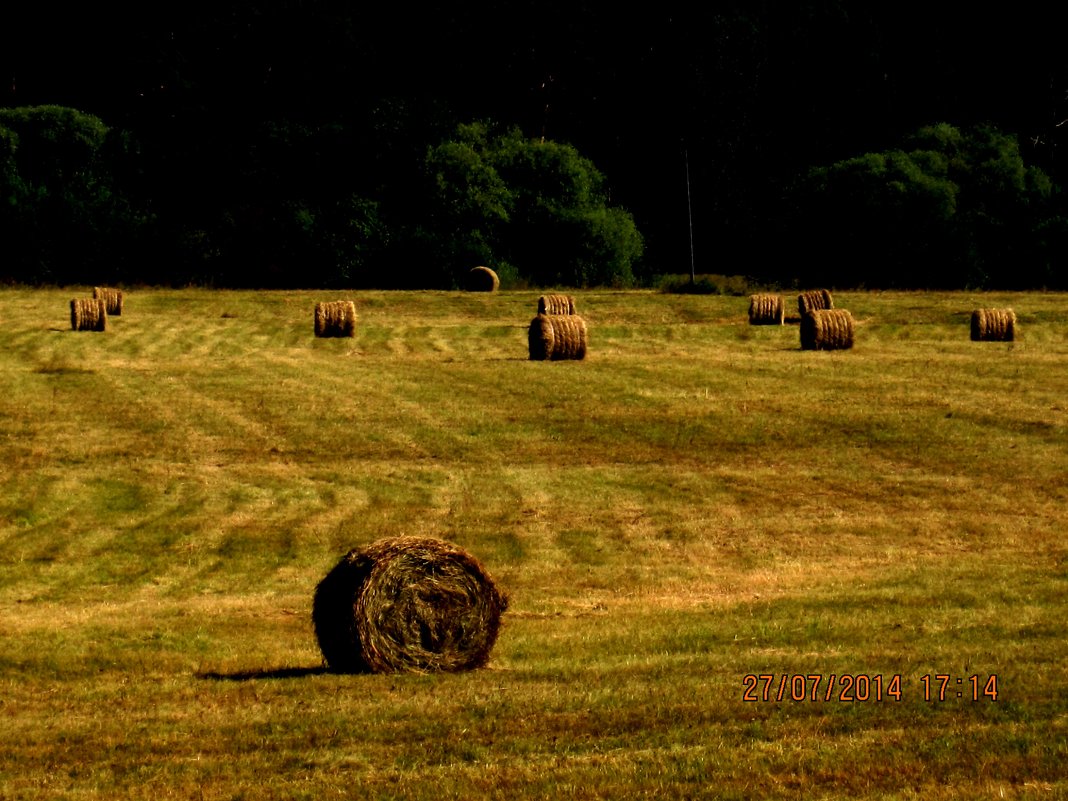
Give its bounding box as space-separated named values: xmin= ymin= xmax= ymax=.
xmin=787 ymin=124 xmax=1057 ymax=288
xmin=418 ymin=124 xmax=642 ymax=287
xmin=0 ymin=106 xmax=152 ymax=285
xmin=2 ymin=2 xmax=1067 ymax=287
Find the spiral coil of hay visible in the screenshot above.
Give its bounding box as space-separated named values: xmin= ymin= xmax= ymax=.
xmin=70 ymin=298 xmax=108 ymax=332
xmin=314 ymin=301 xmax=357 ymax=338
xmin=465 ymin=266 xmax=500 ymax=292
xmin=312 ymin=536 xmax=508 ymax=674
xmin=528 ymin=313 xmax=588 ymax=360
xmin=537 ymin=294 xmax=576 ymax=315
xmin=970 ymin=308 xmax=1016 ymax=342
xmin=748 ymin=294 xmax=785 ymax=325
xmin=800 ymin=308 xmax=855 ymax=350
xmin=798 ymin=289 xmax=834 ymax=317
xmin=92 ymin=287 xmax=124 ymax=316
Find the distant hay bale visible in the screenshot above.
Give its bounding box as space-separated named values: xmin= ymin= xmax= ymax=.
xmin=312 ymin=536 xmax=508 ymax=674
xmin=798 ymin=289 xmax=835 ymax=317
xmin=92 ymin=287 xmax=124 ymax=316
xmin=800 ymin=308 xmax=855 ymax=350
xmin=970 ymin=308 xmax=1016 ymax=342
xmin=465 ymin=266 xmax=500 ymax=292
xmin=70 ymin=298 xmax=108 ymax=332
xmin=537 ymin=294 xmax=576 ymax=315
xmin=748 ymin=294 xmax=784 ymax=325
xmin=314 ymin=301 xmax=357 ymax=338
xmin=528 ymin=313 xmax=588 ymax=360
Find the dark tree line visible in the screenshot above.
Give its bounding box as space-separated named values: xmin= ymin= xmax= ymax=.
xmin=3 ymin=2 xmax=1067 ymax=288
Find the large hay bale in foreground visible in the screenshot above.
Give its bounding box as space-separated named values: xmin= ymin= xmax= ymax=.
xmin=800 ymin=308 xmax=855 ymax=350
xmin=92 ymin=286 xmax=124 ymax=316
xmin=312 ymin=536 xmax=508 ymax=673
xmin=528 ymin=313 xmax=588 ymax=360
xmin=314 ymin=301 xmax=357 ymax=338
xmin=970 ymin=308 xmax=1016 ymax=342
xmin=537 ymin=294 xmax=576 ymax=315
xmin=798 ymin=289 xmax=834 ymax=317
xmin=748 ymin=293 xmax=785 ymax=325
xmin=465 ymin=266 xmax=500 ymax=292
xmin=70 ymin=298 xmax=108 ymax=332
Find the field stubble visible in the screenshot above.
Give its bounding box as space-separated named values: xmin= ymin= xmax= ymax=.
xmin=0 ymin=288 xmax=1065 ymax=799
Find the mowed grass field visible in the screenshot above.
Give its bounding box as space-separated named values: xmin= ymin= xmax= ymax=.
xmin=0 ymin=287 xmax=1065 ymax=800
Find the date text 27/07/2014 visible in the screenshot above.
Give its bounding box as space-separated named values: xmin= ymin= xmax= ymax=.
xmin=741 ymin=674 xmax=999 ymax=703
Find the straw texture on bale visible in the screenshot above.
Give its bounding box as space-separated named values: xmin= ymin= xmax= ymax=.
xmin=312 ymin=536 xmax=508 ymax=674
xmin=92 ymin=287 xmax=124 ymax=316
xmin=798 ymin=289 xmax=835 ymax=317
xmin=537 ymin=293 xmax=576 ymax=315
xmin=70 ymin=298 xmax=108 ymax=332
xmin=465 ymin=266 xmax=500 ymax=292
xmin=748 ymin=293 xmax=785 ymax=325
xmin=970 ymin=308 xmax=1016 ymax=342
xmin=528 ymin=313 xmax=588 ymax=360
xmin=314 ymin=300 xmax=357 ymax=338
xmin=800 ymin=308 xmax=855 ymax=350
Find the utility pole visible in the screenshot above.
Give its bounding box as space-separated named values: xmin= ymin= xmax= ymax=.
xmin=685 ymin=148 xmax=696 ymax=284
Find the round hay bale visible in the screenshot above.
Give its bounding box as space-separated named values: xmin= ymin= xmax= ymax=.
xmin=314 ymin=300 xmax=357 ymax=338
xmin=528 ymin=313 xmax=587 ymax=360
xmin=465 ymin=266 xmax=500 ymax=292
xmin=528 ymin=314 xmax=555 ymax=361
xmin=970 ymin=308 xmax=1016 ymax=342
xmin=798 ymin=289 xmax=834 ymax=317
xmin=92 ymin=287 xmax=124 ymax=316
xmin=312 ymin=536 xmax=508 ymax=674
xmin=800 ymin=308 xmax=855 ymax=350
xmin=748 ymin=293 xmax=785 ymax=325
xmin=537 ymin=293 xmax=576 ymax=315
xmin=70 ymin=298 xmax=108 ymax=332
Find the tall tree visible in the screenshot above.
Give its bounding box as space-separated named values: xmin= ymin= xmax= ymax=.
xmin=417 ymin=123 xmax=643 ymax=288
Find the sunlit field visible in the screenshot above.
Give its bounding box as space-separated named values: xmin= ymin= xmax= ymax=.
xmin=1 ymin=287 xmax=1065 ymax=800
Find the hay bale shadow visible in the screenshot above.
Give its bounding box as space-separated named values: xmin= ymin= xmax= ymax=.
xmin=196 ymin=666 xmax=330 ymax=681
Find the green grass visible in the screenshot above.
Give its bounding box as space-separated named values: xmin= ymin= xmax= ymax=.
xmin=1 ymin=287 xmax=1066 ymax=799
